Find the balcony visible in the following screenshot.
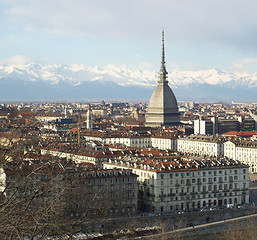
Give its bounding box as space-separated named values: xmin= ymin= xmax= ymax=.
xmin=179 ymin=193 xmax=186 ymax=196
xmin=168 ymin=193 xmax=176 ymax=196
xmin=201 ymin=191 xmax=208 ymax=194
xmin=159 ymin=194 xmax=166 ymax=198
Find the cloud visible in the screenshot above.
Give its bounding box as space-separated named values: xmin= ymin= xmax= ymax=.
xmin=0 ymin=55 xmax=33 ymax=65
xmin=230 ymin=58 xmax=257 ymax=72
xmin=2 ymin=0 xmax=257 ymax=50
xmin=139 ymin=62 xmax=155 ymax=70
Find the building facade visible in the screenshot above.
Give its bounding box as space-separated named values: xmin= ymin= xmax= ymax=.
xmin=104 ymin=157 xmax=249 ymax=213
xmin=177 ymin=135 xmax=225 ymax=157
xmin=224 ymin=140 xmax=257 ymax=173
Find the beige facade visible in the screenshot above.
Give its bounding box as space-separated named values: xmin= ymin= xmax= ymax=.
xmin=104 ymin=157 xmax=249 ymax=213
xmin=83 ymin=131 xmax=177 ymax=150
xmin=224 ymin=140 xmax=257 ymax=173
xmin=177 ymin=135 xmax=224 ymax=157
xmin=151 ymin=136 xmax=177 ymax=150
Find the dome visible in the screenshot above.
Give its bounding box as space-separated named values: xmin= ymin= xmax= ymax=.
xmin=148 ymin=83 xmax=178 ymax=110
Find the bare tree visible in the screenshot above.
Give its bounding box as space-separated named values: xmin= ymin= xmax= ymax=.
xmin=219 ymin=218 xmax=257 ymax=240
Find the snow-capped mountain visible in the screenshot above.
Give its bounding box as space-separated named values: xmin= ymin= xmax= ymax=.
xmin=1 ymin=63 xmax=257 ymax=101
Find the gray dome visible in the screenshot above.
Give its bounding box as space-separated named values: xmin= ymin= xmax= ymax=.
xmin=148 ymin=83 xmax=178 ymax=111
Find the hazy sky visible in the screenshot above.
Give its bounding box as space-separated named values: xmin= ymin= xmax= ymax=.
xmin=1 ymin=0 xmax=257 ymax=72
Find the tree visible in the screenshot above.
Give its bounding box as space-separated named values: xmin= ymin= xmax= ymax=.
xmin=219 ymin=218 xmax=257 ymax=240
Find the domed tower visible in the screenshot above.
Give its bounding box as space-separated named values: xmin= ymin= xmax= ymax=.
xmin=145 ymin=31 xmax=180 ymax=127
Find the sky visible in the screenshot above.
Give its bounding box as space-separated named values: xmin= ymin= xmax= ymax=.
xmin=1 ymin=0 xmax=257 ymax=72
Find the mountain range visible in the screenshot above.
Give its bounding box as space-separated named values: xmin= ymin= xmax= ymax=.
xmin=1 ymin=63 xmax=257 ymax=101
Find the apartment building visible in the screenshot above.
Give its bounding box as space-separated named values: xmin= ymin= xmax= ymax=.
xmin=177 ymin=135 xmax=225 ymax=157
xmin=4 ymin=159 xmax=138 ymax=219
xmin=224 ymin=140 xmax=257 ymax=173
xmin=83 ymin=130 xmax=178 ymax=150
xmin=151 ymin=134 xmax=177 ymax=150
xmin=64 ymin=163 xmax=138 ymax=217
xmin=104 ymin=157 xmax=249 ymax=213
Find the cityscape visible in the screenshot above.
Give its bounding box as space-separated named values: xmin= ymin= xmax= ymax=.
xmin=1 ymin=1 xmax=257 ymax=239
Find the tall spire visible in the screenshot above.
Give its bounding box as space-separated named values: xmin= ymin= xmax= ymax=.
xmin=159 ymin=30 xmax=168 ymax=83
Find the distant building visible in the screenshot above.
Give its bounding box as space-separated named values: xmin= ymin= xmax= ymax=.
xmin=87 ymin=106 xmax=93 ymax=130
xmin=194 ymin=118 xmax=216 ymax=135
xmin=194 ymin=116 xmax=255 ymax=135
xmin=92 ymin=109 xmax=107 ymax=118
xmin=145 ymin=31 xmax=180 ymax=127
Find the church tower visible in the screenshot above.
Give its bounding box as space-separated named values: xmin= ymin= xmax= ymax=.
xmin=145 ymin=31 xmax=180 ymax=127
xmin=87 ymin=106 xmax=93 ymax=130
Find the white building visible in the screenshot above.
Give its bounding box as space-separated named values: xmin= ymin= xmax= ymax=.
xmin=177 ymin=135 xmax=225 ymax=157
xmin=104 ymin=157 xmax=249 ymax=213
xmin=194 ymin=118 xmax=216 ymax=135
xmin=151 ymin=135 xmax=177 ymax=150
xmin=224 ymin=140 xmax=257 ymax=173
xmin=83 ymin=130 xmax=177 ymax=150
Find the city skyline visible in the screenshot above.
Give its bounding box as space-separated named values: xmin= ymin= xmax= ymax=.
xmin=1 ymin=0 xmax=257 ymax=73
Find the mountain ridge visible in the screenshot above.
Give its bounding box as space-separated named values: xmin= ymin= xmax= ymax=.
xmin=1 ymin=63 xmax=257 ymax=101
